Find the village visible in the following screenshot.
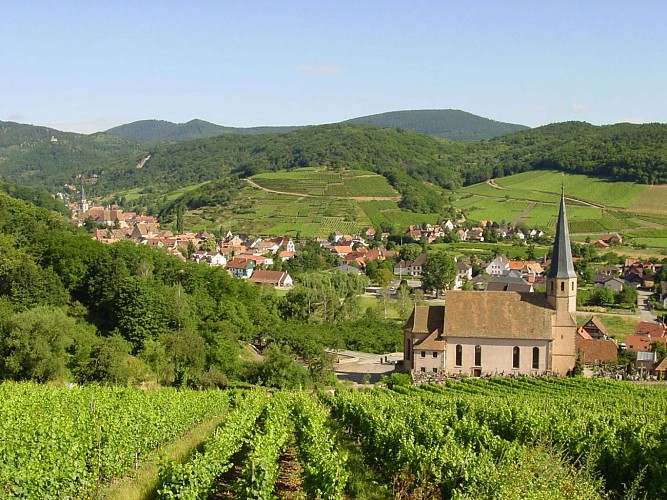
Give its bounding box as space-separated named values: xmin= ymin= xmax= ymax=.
xmin=70 ymin=190 xmax=667 ymax=381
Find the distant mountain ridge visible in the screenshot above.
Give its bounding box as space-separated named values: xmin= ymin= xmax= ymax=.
xmin=105 ymin=119 xmax=299 ymax=143
xmin=344 ymin=109 xmax=529 ymax=141
xmin=104 ymin=110 xmax=529 ymax=143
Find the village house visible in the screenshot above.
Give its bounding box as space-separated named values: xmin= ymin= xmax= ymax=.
xmin=624 ymin=322 xmax=667 ymax=352
xmin=226 ymin=257 xmax=255 ymax=279
xmin=403 ymin=191 xmax=578 ymax=376
xmin=192 ymin=251 xmax=227 ymax=267
xmin=393 ymin=253 xmax=427 ymax=277
xmin=575 ymin=316 xmax=618 ymax=364
xmin=594 ymin=274 xmax=625 ymax=292
xmin=486 ymin=270 xmax=534 ymax=292
xmin=485 ymin=255 xmax=511 ymax=276
xmin=454 ymin=259 xmax=472 ymax=290
xmin=248 ymin=270 xmax=293 ymax=288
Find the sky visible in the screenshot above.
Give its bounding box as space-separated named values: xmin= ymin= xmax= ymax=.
xmin=2 ymin=1 xmax=666 ymax=134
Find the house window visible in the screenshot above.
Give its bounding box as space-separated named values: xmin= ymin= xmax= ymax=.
xmin=532 ymin=347 xmax=540 ymax=370
xmin=513 ymin=346 xmax=520 ymax=369
xmin=420 ymin=367 xmax=426 ymax=373
xmin=455 ymin=345 xmax=462 ymax=366
xmin=433 ymin=367 xmax=438 ymax=373
xmin=433 ymin=352 xmax=438 ymax=358
xmin=474 ymin=345 xmax=482 ymax=366
xmin=421 ymin=351 xmax=426 ymax=358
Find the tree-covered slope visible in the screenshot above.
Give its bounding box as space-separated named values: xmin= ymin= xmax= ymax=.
xmin=0 ymin=121 xmax=140 ymax=190
xmin=105 ymin=119 xmax=299 ymax=143
xmin=344 ymin=109 xmax=529 ymax=141
xmin=468 ymin=121 xmax=667 ymax=185
xmin=98 ymin=124 xmax=466 ymax=213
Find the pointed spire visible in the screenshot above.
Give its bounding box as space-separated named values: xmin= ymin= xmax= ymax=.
xmin=547 ymin=191 xmax=576 ymax=279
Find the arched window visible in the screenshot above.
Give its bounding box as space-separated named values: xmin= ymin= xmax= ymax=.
xmin=513 ymin=346 xmax=520 ymax=369
xmin=455 ymin=345 xmax=462 ymax=366
xmin=474 ymin=345 xmax=482 ymax=366
xmin=560 ymin=281 xmax=565 ymax=292
xmin=532 ymin=347 xmax=540 ymax=370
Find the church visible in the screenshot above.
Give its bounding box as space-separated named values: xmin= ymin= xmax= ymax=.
xmin=403 ymin=191 xmax=577 ymax=376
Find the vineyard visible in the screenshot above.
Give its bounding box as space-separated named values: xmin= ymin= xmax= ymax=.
xmin=3 ymin=378 xmax=667 ymax=499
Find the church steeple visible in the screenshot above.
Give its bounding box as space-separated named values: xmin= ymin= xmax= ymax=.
xmin=548 ymin=188 xmax=576 ymax=279
xmin=547 ymin=188 xmax=577 ymax=312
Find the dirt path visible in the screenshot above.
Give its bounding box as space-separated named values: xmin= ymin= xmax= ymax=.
xmin=274 ymin=447 xmax=305 ymax=499
xmin=510 ymin=201 xmax=537 ymax=226
xmin=487 ymin=179 xmax=508 ymax=190
xmin=210 ymin=447 xmax=248 ymax=499
xmin=482 ymin=179 xmax=608 ymax=209
xmin=245 ymin=178 xmax=401 ymax=201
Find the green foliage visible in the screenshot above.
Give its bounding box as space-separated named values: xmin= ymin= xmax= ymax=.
xmin=421 ymin=251 xmax=457 ymax=296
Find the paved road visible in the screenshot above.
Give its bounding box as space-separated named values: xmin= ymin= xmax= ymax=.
xmin=329 ymin=349 xmax=402 ymax=384
xmin=637 ymin=289 xmax=657 ymax=322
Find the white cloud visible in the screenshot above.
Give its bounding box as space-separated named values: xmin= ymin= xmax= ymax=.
xmin=570 ymin=103 xmax=589 ymax=113
xmin=296 ymin=63 xmax=345 ymax=76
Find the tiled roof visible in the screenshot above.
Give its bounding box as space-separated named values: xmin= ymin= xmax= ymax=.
xmin=413 ymin=330 xmax=446 ymax=350
xmin=584 ymin=316 xmax=609 ymax=336
xmin=444 ymin=291 xmax=553 ymax=340
xmin=405 ymin=306 xmax=445 ymax=335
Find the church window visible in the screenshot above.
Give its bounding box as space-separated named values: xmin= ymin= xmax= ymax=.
xmin=474 ymin=345 xmax=482 ymax=366
xmin=513 ymin=346 xmax=520 ymax=369
xmin=532 ymin=347 xmax=540 ymax=369
xmin=421 ymin=351 xmax=426 ymax=358
xmin=561 ymin=281 xmax=565 ymax=292
xmin=571 ymin=282 xmax=575 ymax=291
xmin=550 ymin=281 xmax=554 ymax=292
xmin=455 ymin=345 xmax=462 ymax=366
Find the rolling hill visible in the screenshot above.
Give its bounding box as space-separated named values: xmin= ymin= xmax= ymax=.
xmin=104 ymin=119 xmax=299 ymax=143
xmin=344 ymin=109 xmax=529 ymax=141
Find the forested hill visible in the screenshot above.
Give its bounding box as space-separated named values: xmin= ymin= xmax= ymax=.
xmin=344 ymin=109 xmax=529 ymax=141
xmin=105 ymin=119 xmax=299 ymax=144
xmin=468 ymin=121 xmax=667 ymax=185
xmin=97 ymin=121 xmax=667 ymax=197
xmin=2 ymin=119 xmax=667 ymax=198
xmin=106 ymin=110 xmax=528 ymax=143
xmin=0 ymin=120 xmax=139 ymax=190
xmin=0 ymin=177 xmax=69 ymax=215
xmin=96 ymin=124 xmax=468 ymax=212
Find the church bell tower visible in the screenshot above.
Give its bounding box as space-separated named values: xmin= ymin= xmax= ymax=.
xmin=547 ymin=187 xmax=577 ymax=374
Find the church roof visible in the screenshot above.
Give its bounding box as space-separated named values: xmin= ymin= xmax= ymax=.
xmin=405 ymin=306 xmax=444 ymax=335
xmin=444 ymin=291 xmax=553 ymax=340
xmin=547 ymin=191 xmax=577 ymax=279
xmin=413 ymin=330 xmax=446 ymax=350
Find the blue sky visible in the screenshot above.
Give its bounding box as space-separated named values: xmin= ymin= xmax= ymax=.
xmin=2 ymin=1 xmax=666 ymax=133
